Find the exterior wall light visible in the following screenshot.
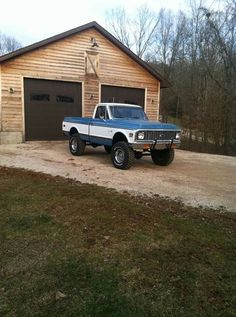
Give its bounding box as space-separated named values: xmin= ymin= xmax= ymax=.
xmin=90 ymin=37 xmax=99 ymax=48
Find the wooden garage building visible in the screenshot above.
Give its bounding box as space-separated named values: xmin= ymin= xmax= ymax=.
xmin=0 ymin=21 xmax=168 ymax=144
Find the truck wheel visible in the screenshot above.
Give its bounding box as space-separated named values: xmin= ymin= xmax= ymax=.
xmin=151 ymin=148 xmax=175 ymax=166
xmin=69 ymin=133 xmax=85 ymax=156
xmin=104 ymin=145 xmax=112 ymax=154
xmin=111 ymin=141 xmax=134 ymax=169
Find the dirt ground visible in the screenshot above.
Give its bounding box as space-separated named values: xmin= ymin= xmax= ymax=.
xmin=0 ymin=141 xmax=236 ymax=212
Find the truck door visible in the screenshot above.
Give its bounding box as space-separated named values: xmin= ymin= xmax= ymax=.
xmin=89 ymin=106 xmax=112 ymax=145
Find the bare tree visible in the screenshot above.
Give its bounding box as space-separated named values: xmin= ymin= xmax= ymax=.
xmin=106 ymin=2 xmax=236 ymax=155
xmin=132 ymin=5 xmax=160 ymax=58
xmin=106 ymin=7 xmax=132 ymax=49
xmin=150 ymin=9 xmax=188 ymax=77
xmin=106 ymin=5 xmax=159 ymax=58
xmin=0 ymin=32 xmax=22 ymax=56
xmin=198 ymin=0 xmax=236 ymax=153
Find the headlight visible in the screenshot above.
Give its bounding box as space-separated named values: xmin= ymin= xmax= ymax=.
xmin=137 ymin=131 xmax=145 ymax=140
xmin=176 ymin=132 xmax=181 ymax=139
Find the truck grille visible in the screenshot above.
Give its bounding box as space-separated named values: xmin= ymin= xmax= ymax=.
xmin=136 ymin=131 xmax=176 ymax=141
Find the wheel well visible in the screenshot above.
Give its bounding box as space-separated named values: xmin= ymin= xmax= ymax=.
xmin=112 ymin=132 xmax=128 ymax=145
xmin=70 ymin=127 xmax=78 ymax=135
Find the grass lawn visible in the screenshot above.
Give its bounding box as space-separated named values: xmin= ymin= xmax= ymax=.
xmin=0 ymin=167 xmax=235 ymax=317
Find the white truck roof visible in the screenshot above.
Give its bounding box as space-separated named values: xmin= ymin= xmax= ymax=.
xmin=96 ymin=103 xmax=142 ymax=108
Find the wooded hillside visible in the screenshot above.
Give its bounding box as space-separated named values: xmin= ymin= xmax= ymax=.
xmin=107 ymin=0 xmax=236 ymax=156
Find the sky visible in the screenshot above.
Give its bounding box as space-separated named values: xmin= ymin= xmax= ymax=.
xmin=0 ymin=0 xmax=221 ymax=46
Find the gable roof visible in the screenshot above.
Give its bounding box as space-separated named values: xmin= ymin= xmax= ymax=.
xmin=0 ymin=21 xmax=170 ymax=88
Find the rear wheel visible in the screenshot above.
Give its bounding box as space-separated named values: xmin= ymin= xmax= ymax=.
xmin=151 ymin=148 xmax=174 ymax=166
xmin=69 ymin=133 xmax=85 ymax=156
xmin=111 ymin=141 xmax=134 ymax=169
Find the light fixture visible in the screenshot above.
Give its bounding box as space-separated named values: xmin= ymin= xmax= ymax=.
xmin=9 ymin=87 xmax=14 ymax=94
xmin=137 ymin=131 xmax=145 ymax=140
xmin=90 ymin=37 xmax=99 ymax=48
xmin=90 ymin=94 xmax=94 ymax=100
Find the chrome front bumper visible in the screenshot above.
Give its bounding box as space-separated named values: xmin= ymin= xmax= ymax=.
xmin=131 ymin=139 xmax=181 ymax=150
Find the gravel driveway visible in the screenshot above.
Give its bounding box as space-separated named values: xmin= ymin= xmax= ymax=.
xmin=0 ymin=141 xmax=236 ymax=212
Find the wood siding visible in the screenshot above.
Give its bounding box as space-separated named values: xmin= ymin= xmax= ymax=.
xmin=0 ymin=28 xmax=160 ymax=135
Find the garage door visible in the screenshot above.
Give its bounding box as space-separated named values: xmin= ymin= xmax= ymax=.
xmin=101 ymin=85 xmax=145 ymax=107
xmin=24 ymin=78 xmax=82 ymax=141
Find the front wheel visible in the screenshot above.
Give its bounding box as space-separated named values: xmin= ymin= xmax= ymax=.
xmin=151 ymin=148 xmax=175 ymax=166
xmin=111 ymin=141 xmax=134 ymax=170
xmin=69 ymin=133 xmax=85 ymax=156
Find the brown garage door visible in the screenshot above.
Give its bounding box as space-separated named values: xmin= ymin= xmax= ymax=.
xmin=101 ymin=85 xmax=145 ymax=107
xmin=24 ymin=78 xmax=82 ymax=141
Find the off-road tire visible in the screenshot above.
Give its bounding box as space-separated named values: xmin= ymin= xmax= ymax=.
xmin=69 ymin=133 xmax=86 ymax=156
xmin=111 ymin=141 xmax=135 ymax=170
xmin=151 ymin=148 xmax=175 ymax=166
xmin=104 ymin=145 xmax=112 ymax=154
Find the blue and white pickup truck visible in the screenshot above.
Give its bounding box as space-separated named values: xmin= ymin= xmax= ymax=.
xmin=62 ymin=103 xmax=181 ymax=169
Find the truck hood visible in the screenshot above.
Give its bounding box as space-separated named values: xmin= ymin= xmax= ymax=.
xmin=63 ymin=117 xmax=180 ymax=131
xmin=111 ymin=119 xmax=180 ymax=130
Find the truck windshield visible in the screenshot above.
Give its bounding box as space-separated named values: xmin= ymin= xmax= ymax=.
xmin=109 ymin=106 xmax=148 ymax=120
